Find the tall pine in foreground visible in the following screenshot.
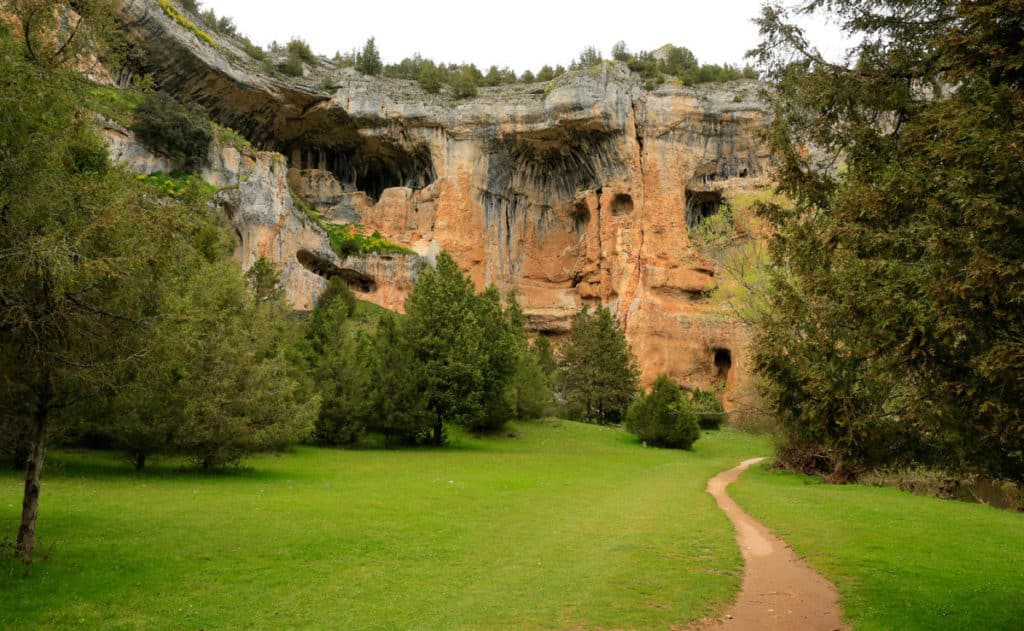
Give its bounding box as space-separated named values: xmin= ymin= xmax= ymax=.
xmin=751 ymin=0 xmax=1024 ymax=482
xmin=558 ymin=307 xmax=639 ymax=425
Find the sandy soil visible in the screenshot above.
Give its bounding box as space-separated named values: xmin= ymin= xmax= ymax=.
xmin=690 ymin=458 xmax=848 ymax=631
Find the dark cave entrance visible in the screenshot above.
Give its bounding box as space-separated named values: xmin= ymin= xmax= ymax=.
xmin=685 ymin=189 xmax=723 ymax=229
xmin=289 ymin=143 xmax=435 ymax=204
xmin=713 ymin=348 xmax=732 ymax=383
xmin=296 ymin=249 xmax=377 ymax=293
xmin=610 ymin=193 xmax=634 ymax=216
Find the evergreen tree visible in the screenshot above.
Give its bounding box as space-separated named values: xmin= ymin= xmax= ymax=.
xmin=557 ymin=307 xmax=639 ymax=424
xmin=403 ymin=252 xmax=486 ymax=443
xmin=0 ymin=6 xmax=234 ymax=561
xmin=161 ymin=262 xmax=318 ymax=469
xmin=751 ymin=0 xmax=1024 ymax=481
xmin=626 ymin=375 xmax=700 ymax=449
xmin=362 ymin=313 xmax=433 ymax=443
xmin=504 ymin=292 xmax=553 ymax=420
xmin=532 ymin=335 xmax=558 ymax=378
xmin=355 ymin=36 xmax=383 ymax=76
xmin=306 ymin=278 xmax=365 ymax=445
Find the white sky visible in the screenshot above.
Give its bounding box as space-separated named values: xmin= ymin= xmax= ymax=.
xmin=197 ymin=0 xmax=852 ymax=74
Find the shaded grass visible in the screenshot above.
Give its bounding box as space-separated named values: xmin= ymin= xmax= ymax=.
xmin=0 ymin=423 xmax=770 ymax=630
xmin=730 ymin=464 xmax=1024 ymax=630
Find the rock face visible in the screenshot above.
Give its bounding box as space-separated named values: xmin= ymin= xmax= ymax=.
xmin=112 ymin=0 xmax=770 ymax=409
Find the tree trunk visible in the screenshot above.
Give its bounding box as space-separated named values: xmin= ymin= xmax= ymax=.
xmin=17 ymin=376 xmax=51 ymax=565
xmin=432 ymin=421 xmax=444 ymax=446
xmin=133 ymin=450 xmax=146 ymax=471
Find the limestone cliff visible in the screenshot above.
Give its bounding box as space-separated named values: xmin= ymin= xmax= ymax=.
xmin=112 ymin=0 xmax=770 ymax=410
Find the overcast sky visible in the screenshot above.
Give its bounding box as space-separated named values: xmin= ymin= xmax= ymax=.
xmin=197 ymin=0 xmax=851 ymax=73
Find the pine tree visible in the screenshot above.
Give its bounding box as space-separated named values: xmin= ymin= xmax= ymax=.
xmin=355 ymin=36 xmax=383 ymax=76
xmin=557 ymin=307 xmax=639 ymax=424
xmin=403 ymin=252 xmax=487 ymax=443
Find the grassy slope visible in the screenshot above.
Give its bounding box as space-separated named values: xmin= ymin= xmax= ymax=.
xmin=730 ymin=465 xmax=1024 ymax=630
xmin=1 ymin=423 xmax=770 ymax=630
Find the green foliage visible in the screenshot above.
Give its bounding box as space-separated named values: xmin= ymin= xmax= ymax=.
xmin=239 ymin=36 xmax=266 ymax=61
xmin=532 ymin=335 xmax=558 ymax=378
xmin=691 ymin=388 xmax=727 ymax=430
xmin=403 ymin=252 xmax=487 ymax=440
xmin=289 ymin=189 xmax=413 ymax=257
xmin=286 ymin=38 xmax=316 ymax=64
xmin=245 ymin=256 xmax=283 ymax=302
xmin=557 ymin=306 xmax=640 ymax=424
xmin=212 ymin=122 xmax=253 ymax=151
xmin=143 ymin=262 xmax=318 ymax=469
xmin=360 ymin=313 xmax=434 ymax=443
xmin=198 ymin=8 xmax=236 ymax=36
xmin=481 ymin=64 xmax=517 ymax=86
xmin=689 ymin=198 xmax=735 ymax=255
xmin=322 ymin=224 xmax=415 ymax=257
xmin=449 ymin=64 xmax=479 ymax=98
xmin=536 ymin=65 xmax=555 ymax=82
xmin=157 ymin=0 xmax=218 ymax=49
xmin=305 ymin=278 xmax=366 ymax=445
xmin=750 ymin=0 xmax=1024 ymax=482
xmin=82 ymin=82 xmax=144 ymax=126
xmin=136 ymin=171 xmax=216 ymax=199
xmin=417 ymin=60 xmax=444 ymax=93
xmin=279 ymin=38 xmax=315 ymax=76
xmin=130 ymin=91 xmax=213 ymax=167
xmin=574 ymin=45 xmax=603 ymax=68
xmin=626 ymin=375 xmax=700 ymax=449
xmin=0 ymin=21 xmax=319 ymax=562
xmin=355 ymin=36 xmax=382 ymax=76
xmin=608 ymin=41 xmax=757 ymax=87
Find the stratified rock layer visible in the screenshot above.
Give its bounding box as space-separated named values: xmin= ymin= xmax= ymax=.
xmin=113 ymin=0 xmax=770 ymax=409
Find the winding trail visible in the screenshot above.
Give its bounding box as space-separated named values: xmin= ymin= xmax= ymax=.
xmin=693 ymin=458 xmax=848 ymax=631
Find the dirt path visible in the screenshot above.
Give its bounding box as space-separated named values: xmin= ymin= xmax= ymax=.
xmin=692 ymin=458 xmax=848 ymax=631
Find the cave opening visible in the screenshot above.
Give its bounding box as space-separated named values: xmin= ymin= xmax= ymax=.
xmin=289 ymin=143 xmax=435 ymax=204
xmin=713 ymin=348 xmax=732 ymax=382
xmin=571 ymin=201 xmax=591 ymax=234
xmin=685 ymin=189 xmax=723 ymax=229
xmin=610 ymin=193 xmax=634 ymax=216
xmin=296 ymin=249 xmax=377 ymax=293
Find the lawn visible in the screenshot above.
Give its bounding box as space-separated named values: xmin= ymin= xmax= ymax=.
xmin=1 ymin=422 xmax=770 ymax=630
xmin=730 ymin=464 xmax=1024 ymax=631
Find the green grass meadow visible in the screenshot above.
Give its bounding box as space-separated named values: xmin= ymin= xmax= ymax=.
xmin=731 ymin=464 xmax=1024 ymax=631
xmin=1 ymin=422 xmax=770 ymax=630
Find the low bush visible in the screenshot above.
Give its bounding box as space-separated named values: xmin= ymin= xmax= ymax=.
xmin=691 ymin=388 xmax=727 ymax=429
xmin=626 ymin=375 xmax=700 ymax=449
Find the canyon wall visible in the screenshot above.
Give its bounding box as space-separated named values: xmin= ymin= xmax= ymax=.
xmin=113 ymin=0 xmax=770 ymax=409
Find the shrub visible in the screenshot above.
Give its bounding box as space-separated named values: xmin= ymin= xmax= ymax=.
xmin=130 ymin=91 xmax=212 ymax=167
xmin=286 ymin=38 xmax=316 ymax=64
xmin=449 ymin=65 xmax=479 ymax=98
xmin=691 ymin=388 xmax=727 ymax=429
xmin=626 ymin=375 xmax=700 ymax=449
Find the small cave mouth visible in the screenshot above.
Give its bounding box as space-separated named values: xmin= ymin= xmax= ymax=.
xmin=296 ymin=249 xmax=377 ymax=293
xmin=685 ymin=189 xmax=723 ymax=229
xmin=570 ymin=201 xmax=591 ymax=234
xmin=713 ymin=348 xmax=732 ymax=382
xmin=610 ymin=193 xmax=634 ymax=216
